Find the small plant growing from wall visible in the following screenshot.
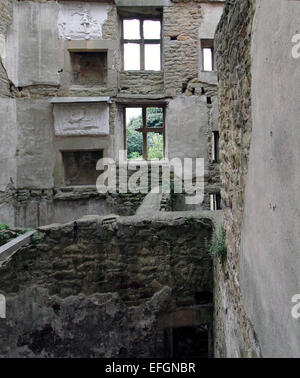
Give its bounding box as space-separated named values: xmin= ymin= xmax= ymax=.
xmin=206 ymin=226 xmax=227 ymax=259
xmin=0 ymin=225 xmax=38 ymax=246
xmin=31 ymin=232 xmax=45 ymax=244
xmin=16 ymin=228 xmax=34 ymax=237
xmin=0 ymin=224 xmax=9 ymax=230
xmin=0 ymin=224 xmax=9 ymax=243
xmin=185 ymin=215 xmax=195 ymax=225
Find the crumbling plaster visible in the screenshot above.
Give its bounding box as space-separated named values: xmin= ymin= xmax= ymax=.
xmin=0 ymin=0 xmax=223 ymax=228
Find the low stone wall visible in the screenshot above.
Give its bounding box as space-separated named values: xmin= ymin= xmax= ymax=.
xmin=0 ymin=211 xmax=215 ymax=357
xmin=5 ymin=187 xmax=147 ymax=228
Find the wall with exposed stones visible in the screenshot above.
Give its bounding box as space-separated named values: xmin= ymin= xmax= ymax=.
xmin=215 ymin=0 xmax=300 ymax=358
xmin=119 ymin=71 xmax=164 ymax=95
xmin=0 ymin=1 xmax=17 ymax=227
xmin=0 ymin=211 xmax=215 ymax=357
xmin=239 ymin=0 xmax=300 ymax=358
xmin=0 ymin=0 xmax=224 ymax=228
xmin=163 ymin=0 xmax=204 ymax=97
xmin=0 ymin=0 xmax=12 ymax=97
xmin=13 ymin=187 xmax=146 ymax=228
xmin=214 ymin=0 xmax=261 ymax=358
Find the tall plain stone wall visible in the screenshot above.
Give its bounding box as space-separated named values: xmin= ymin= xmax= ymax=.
xmin=0 ymin=0 xmax=12 ymax=97
xmin=240 ymin=0 xmax=300 ymax=357
xmin=214 ymin=0 xmax=262 ymax=357
xmin=0 ymin=0 xmax=16 ymax=226
xmin=215 ymin=0 xmax=300 ymax=358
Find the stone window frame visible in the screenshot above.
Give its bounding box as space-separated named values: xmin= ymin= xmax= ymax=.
xmin=121 ymin=15 xmax=163 ymax=71
xmin=123 ymin=104 xmax=166 ymax=160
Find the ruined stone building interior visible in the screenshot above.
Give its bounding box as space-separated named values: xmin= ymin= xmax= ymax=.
xmin=0 ymin=0 xmax=299 ymax=359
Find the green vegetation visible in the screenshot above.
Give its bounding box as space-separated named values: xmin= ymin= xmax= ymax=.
xmin=0 ymin=224 xmax=9 ymax=242
xmin=0 ymin=224 xmax=36 ymax=245
xmin=127 ymin=114 xmax=143 ymax=159
xmin=31 ymin=232 xmax=45 ymax=244
xmin=185 ymin=215 xmax=195 ymax=225
xmin=16 ymin=228 xmax=34 ymax=237
xmin=147 ymin=133 xmax=164 ymax=160
xmin=127 ymin=108 xmax=164 ymax=160
xmin=206 ymin=226 xmax=227 ymax=259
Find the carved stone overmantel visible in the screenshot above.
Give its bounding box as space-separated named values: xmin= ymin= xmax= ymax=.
xmin=51 ymin=97 xmax=110 ymax=136
xmin=57 ymin=2 xmax=112 ymax=40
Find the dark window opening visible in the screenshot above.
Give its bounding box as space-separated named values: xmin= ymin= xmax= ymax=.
xmin=62 ymin=150 xmax=103 ymax=186
xmin=164 ymin=326 xmax=209 ymax=358
xmin=122 ymin=17 xmax=162 ymax=71
xmin=210 ymin=193 xmax=222 ymax=211
xmin=207 ymin=96 xmax=212 ymax=104
xmin=194 ymin=291 xmax=213 ymax=305
xmin=212 ymin=131 xmax=219 ymax=162
xmin=124 ymin=106 xmax=165 ymax=160
xmin=201 ymin=39 xmax=214 ymax=71
xmin=70 ymin=51 xmax=107 ymax=86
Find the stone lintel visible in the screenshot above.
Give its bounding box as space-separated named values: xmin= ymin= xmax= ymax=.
xmin=50 ymin=97 xmax=111 ymax=104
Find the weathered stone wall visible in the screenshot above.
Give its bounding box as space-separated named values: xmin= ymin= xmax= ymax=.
xmin=0 ymin=0 xmax=223 ymax=227
xmin=0 ymin=212 xmax=214 ymax=357
xmin=162 ymin=1 xmax=222 ymax=204
xmin=0 ymin=1 xmax=16 ymax=226
xmin=239 ymin=0 xmax=300 ymax=358
xmin=0 ymin=0 xmax=12 ymax=97
xmin=102 ymin=4 xmax=118 ymax=41
xmin=13 ymin=188 xmax=146 ymax=228
xmin=214 ymin=0 xmax=261 ymax=357
xmin=163 ymin=1 xmax=203 ymax=97
xmin=0 ymin=285 xmax=172 ymax=358
xmin=119 ymin=71 xmax=164 ymax=95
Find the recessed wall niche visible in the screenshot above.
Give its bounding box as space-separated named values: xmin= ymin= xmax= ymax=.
xmin=62 ymin=150 xmax=103 ymax=186
xmin=70 ymin=51 xmax=108 ymax=86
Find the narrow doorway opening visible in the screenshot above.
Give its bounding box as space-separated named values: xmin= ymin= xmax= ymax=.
xmin=164 ymin=326 xmax=211 ymax=358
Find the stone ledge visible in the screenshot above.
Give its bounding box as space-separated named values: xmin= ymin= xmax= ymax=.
xmin=0 ymin=230 xmax=36 ymax=267
xmin=115 ymin=0 xmax=173 ymax=7
xmin=50 ymin=96 xmax=111 ymax=104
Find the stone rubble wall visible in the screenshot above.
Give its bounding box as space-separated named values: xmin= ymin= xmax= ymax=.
xmin=0 ymin=285 xmax=172 ymax=358
xmin=214 ymin=0 xmax=262 ymax=357
xmin=163 ymin=1 xmax=204 ymax=96
xmin=119 ymin=71 xmax=165 ymax=95
xmin=10 ymin=188 xmax=147 ymax=228
xmin=0 ymin=212 xmax=214 ymax=357
xmin=0 ymin=1 xmax=16 ymax=228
